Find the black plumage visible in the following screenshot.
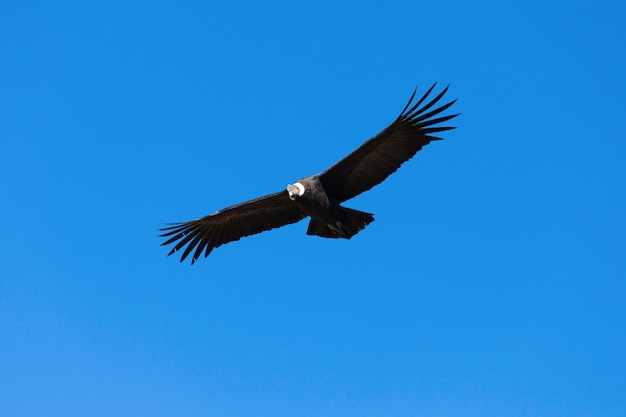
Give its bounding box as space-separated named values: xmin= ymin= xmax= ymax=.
xmin=160 ymin=84 xmax=458 ymax=264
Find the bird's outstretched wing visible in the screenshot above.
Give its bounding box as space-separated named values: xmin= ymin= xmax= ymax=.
xmin=319 ymin=84 xmax=458 ymax=203
xmin=160 ymin=191 xmax=307 ymax=264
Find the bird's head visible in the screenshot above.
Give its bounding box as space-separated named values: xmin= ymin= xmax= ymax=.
xmin=287 ymin=182 xmax=305 ymax=201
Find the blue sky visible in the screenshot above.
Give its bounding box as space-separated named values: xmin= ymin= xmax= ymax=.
xmin=1 ymin=0 xmax=625 ymax=416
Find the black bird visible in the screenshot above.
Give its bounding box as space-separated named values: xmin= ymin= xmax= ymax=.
xmin=160 ymin=84 xmax=458 ymax=264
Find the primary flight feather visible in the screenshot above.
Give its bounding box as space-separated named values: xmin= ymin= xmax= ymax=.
xmin=160 ymin=84 xmax=458 ymax=264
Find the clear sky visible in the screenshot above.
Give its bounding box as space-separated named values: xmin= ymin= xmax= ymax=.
xmin=1 ymin=1 xmax=625 ymax=416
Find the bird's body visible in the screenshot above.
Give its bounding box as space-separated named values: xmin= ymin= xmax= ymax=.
xmin=160 ymin=84 xmax=458 ymax=264
xmin=289 ymin=175 xmax=374 ymax=239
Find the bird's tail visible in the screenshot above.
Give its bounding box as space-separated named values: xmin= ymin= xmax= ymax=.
xmin=306 ymin=207 xmax=374 ymax=239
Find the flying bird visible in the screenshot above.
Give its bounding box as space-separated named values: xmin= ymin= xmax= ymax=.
xmin=160 ymin=84 xmax=458 ymax=264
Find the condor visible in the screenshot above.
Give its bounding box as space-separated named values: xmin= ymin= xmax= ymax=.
xmin=160 ymin=84 xmax=458 ymax=264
